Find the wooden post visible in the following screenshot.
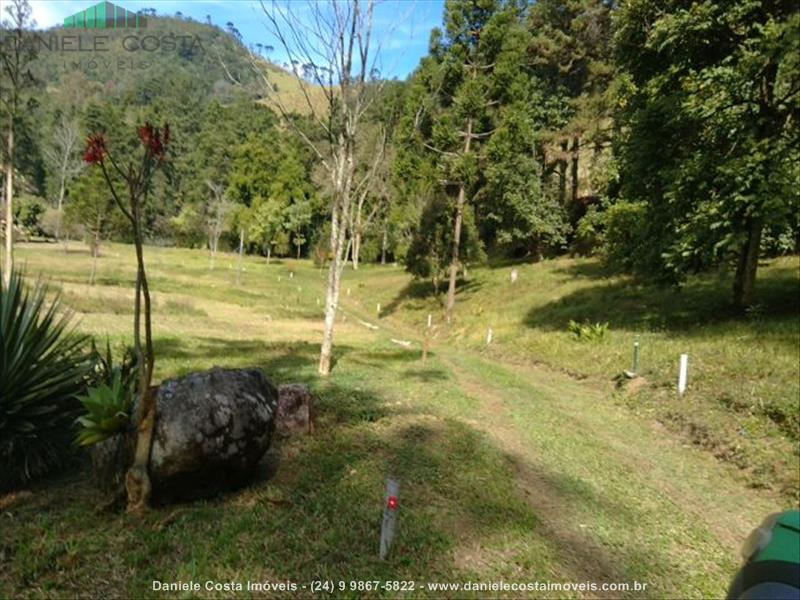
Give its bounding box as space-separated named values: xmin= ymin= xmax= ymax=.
xmin=422 ymin=314 xmax=431 ymax=363
xmin=380 ymin=478 xmax=399 ymax=560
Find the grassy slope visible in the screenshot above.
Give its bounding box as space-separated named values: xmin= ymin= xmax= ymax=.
xmin=350 ymin=256 xmax=800 ymax=501
xmin=1 ymin=242 xmax=797 ymax=599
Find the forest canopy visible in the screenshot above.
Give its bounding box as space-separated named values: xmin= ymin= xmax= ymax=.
xmin=2 ymin=0 xmax=797 ymax=308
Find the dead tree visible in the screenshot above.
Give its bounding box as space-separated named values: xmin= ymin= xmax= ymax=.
xmin=254 ymin=0 xmax=387 ymax=375
xmin=43 ymin=116 xmax=83 ymax=243
xmin=205 ymin=180 xmax=230 ymax=270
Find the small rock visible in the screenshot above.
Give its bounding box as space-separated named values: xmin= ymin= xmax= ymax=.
xmin=276 ymin=383 xmax=313 ymax=435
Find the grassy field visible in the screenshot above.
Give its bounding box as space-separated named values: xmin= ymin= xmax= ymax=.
xmin=2 ymin=241 xmax=798 ymax=599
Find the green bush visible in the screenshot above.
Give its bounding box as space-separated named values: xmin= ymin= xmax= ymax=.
xmin=601 ymin=201 xmax=650 ymax=271
xmin=568 ymin=319 xmax=609 ymax=342
xmin=574 ymin=204 xmax=605 ymax=256
xmin=0 ymin=269 xmax=91 ymax=490
xmin=13 ymin=195 xmax=47 ymax=238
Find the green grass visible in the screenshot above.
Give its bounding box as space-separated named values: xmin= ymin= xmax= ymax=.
xmin=2 ymin=241 xmax=798 ymax=599
xmin=349 ymin=255 xmax=800 ymax=501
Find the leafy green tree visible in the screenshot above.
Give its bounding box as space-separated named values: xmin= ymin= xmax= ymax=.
xmin=399 ymin=0 xmax=509 ymax=321
xmin=406 ymin=191 xmax=484 ymax=293
xmin=228 ymin=135 xmax=315 ymax=261
xmin=526 ymin=0 xmax=615 ymax=222
xmin=614 ymin=0 xmax=799 ymax=308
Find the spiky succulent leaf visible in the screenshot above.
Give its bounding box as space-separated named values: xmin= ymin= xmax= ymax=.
xmin=1 ymin=269 xmax=91 ymax=490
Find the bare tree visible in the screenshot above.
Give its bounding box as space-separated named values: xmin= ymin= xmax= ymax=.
xmin=253 ymin=0 xmax=387 ymax=375
xmin=0 ymin=0 xmax=36 ymax=285
xmin=205 ymin=180 xmax=230 ymax=270
xmin=43 ymin=116 xmax=83 ymax=243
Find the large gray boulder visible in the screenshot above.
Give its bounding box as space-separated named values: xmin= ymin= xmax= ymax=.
xmin=92 ymin=367 xmax=278 ymax=503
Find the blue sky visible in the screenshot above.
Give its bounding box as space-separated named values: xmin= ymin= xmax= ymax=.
xmin=28 ymin=0 xmax=444 ymax=78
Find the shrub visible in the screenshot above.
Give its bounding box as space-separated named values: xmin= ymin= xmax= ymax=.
xmin=574 ymin=204 xmax=605 ymax=256
xmin=13 ymin=194 xmax=47 ymax=239
xmin=601 ymin=201 xmax=649 ymax=271
xmin=568 ymin=319 xmax=609 ymax=342
xmin=0 ymin=269 xmax=91 ymax=490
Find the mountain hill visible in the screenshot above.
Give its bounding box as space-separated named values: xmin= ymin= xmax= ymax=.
xmin=32 ymin=13 xmax=323 ymax=115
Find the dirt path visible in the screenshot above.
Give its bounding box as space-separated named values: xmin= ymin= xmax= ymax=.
xmin=439 ymin=351 xmax=779 ymax=571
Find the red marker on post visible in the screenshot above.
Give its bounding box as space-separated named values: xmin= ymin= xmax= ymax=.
xmin=380 ymin=478 xmax=399 ymax=559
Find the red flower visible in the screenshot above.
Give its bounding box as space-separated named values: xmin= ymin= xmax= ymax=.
xmin=138 ymin=121 xmax=170 ymax=161
xmin=83 ymin=134 xmax=107 ymax=164
xmin=137 ymin=122 xmax=154 ymax=146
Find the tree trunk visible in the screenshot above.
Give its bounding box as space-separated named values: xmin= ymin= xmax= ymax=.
xmin=733 ymin=217 xmax=763 ymax=310
xmin=319 ymin=142 xmax=354 ymax=376
xmin=4 ymin=123 xmax=14 ymax=287
xmin=56 ymin=179 xmax=65 ymax=242
xmin=236 ymin=228 xmax=244 ymax=285
xmin=319 ymin=198 xmax=349 ymax=375
xmin=89 ymin=229 xmax=99 ymax=286
xmin=558 ymin=139 xmax=568 ymax=207
xmin=352 ymin=230 xmax=360 ymax=270
xmin=570 ymin=136 xmax=579 ymax=206
xmin=445 ymin=117 xmax=472 ymax=324
xmin=380 ymin=222 xmax=387 ymax=265
xmin=297 ymin=242 xmax=301 ymax=260
xmin=266 ymin=244 xmax=271 ymax=265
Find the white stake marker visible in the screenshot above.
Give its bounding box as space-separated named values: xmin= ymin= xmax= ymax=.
xmin=678 ymin=354 xmax=688 ymax=395
xmin=377 ymin=303 xmax=381 ymax=316
xmin=427 ymin=314 xmax=432 ymax=329
xmin=486 ymin=327 xmax=493 ymax=346
xmin=380 ymin=478 xmax=399 ymax=560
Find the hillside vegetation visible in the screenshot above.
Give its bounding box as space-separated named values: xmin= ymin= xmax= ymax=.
xmin=1 ymin=241 xmax=796 ymax=598
xmin=34 ymin=15 xmax=323 ymax=115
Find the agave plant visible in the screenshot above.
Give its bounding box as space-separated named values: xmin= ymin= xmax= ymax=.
xmin=75 ymin=370 xmax=133 ymax=447
xmin=0 ymin=269 xmax=91 ymax=490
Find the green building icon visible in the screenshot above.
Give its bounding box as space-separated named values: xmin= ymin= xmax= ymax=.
xmin=63 ymin=1 xmax=147 ymax=29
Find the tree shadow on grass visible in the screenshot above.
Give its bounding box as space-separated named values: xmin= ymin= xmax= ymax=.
xmin=4 ymin=378 xmax=680 ymax=597
xmin=551 ymin=259 xmax=616 ymax=280
xmin=401 ymin=367 xmax=450 ymax=383
xmin=153 ymin=337 xmax=333 ymax=380
xmin=525 ymin=265 xmax=799 ymax=333
xmin=380 ymin=278 xmax=483 ymax=317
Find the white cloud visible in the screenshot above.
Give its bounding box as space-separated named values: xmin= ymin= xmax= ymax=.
xmin=28 ymin=0 xmax=83 ymax=29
